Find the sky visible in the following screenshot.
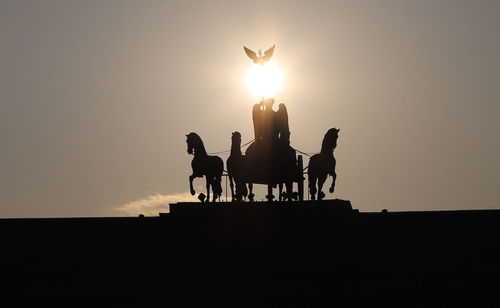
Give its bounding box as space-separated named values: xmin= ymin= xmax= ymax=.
xmin=0 ymin=0 xmax=499 ymax=217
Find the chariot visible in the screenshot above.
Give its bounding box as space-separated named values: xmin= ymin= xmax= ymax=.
xmin=226 ymin=98 xmax=305 ymax=202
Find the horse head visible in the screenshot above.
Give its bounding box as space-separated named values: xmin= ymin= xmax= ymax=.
xmin=231 ymin=131 xmax=242 ymax=144
xmin=328 ymin=128 xmax=340 ymax=149
xmin=321 ymin=128 xmax=340 ymax=153
xmin=186 ymin=132 xmax=199 ymax=155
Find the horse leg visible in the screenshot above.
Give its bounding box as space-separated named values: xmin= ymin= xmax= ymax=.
xmin=205 ymin=175 xmax=211 ymax=203
xmin=235 ymin=180 xmax=247 ymax=202
xmin=234 ymin=181 xmax=240 ymax=202
xmin=248 ymin=183 xmax=254 ymax=202
xmin=318 ymin=174 xmax=327 ymax=200
xmin=229 ymin=175 xmax=235 ymax=202
xmin=329 ymin=172 xmax=337 ymax=194
xmin=266 ymin=185 xmax=274 ymax=202
xmin=215 ymin=175 xmax=223 ymax=197
xmin=278 ymin=183 xmax=284 ymax=201
xmin=212 ymin=179 xmax=218 ymax=202
xmin=285 ymin=181 xmax=293 ymax=201
xmin=189 ymin=174 xmax=196 ymax=196
xmin=309 ymin=175 xmax=317 ymax=200
xmin=241 ymin=182 xmax=248 ymax=200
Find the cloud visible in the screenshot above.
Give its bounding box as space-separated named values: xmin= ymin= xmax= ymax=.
xmin=113 ymin=192 xmax=198 ymax=216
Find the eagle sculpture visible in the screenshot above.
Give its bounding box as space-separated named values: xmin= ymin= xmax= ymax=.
xmin=243 ymin=45 xmax=275 ymax=65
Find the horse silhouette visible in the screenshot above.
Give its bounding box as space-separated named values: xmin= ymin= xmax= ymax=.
xmin=308 ymin=128 xmax=339 ymax=200
xmin=186 ymin=132 xmax=223 ymax=202
xmin=226 ymin=132 xmax=254 ymax=202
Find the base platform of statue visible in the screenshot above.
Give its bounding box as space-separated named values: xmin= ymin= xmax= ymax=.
xmin=165 ymin=199 xmax=354 ymax=217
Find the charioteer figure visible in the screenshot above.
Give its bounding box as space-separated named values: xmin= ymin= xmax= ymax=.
xmin=252 ymin=98 xmax=290 ymax=147
xmin=244 ymin=98 xmax=297 ymax=201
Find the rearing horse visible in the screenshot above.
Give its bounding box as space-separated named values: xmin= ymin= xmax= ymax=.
xmin=186 ymin=132 xmax=224 ymax=202
xmin=308 ymin=128 xmax=339 ymax=200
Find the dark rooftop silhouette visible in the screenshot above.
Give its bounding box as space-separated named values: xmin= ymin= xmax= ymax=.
xmin=2 ymin=201 xmax=500 ymax=306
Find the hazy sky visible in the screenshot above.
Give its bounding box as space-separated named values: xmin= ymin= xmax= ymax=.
xmin=1 ymin=0 xmax=499 ymax=217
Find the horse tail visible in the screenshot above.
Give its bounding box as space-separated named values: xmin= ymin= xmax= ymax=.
xmin=214 ymin=163 xmax=222 ymax=192
xmin=215 ymin=174 xmax=222 ymax=196
xmin=308 ymin=154 xmax=318 ymax=196
xmin=215 ymin=157 xmax=224 ymax=196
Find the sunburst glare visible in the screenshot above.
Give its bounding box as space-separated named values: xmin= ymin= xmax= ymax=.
xmin=245 ymin=61 xmax=284 ymax=99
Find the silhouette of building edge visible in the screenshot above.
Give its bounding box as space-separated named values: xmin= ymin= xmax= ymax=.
xmin=1 ymin=201 xmax=500 ymax=306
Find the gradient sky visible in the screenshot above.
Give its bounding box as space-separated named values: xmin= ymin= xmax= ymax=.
xmin=1 ymin=0 xmax=499 ymax=217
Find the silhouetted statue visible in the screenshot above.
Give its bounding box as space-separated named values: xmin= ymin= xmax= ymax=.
xmin=186 ymin=132 xmax=224 ymax=202
xmin=227 ymin=132 xmax=254 ymax=202
xmin=308 ymin=128 xmax=339 ymax=200
xmin=252 ymin=98 xmax=289 ymax=145
xmin=243 ymin=45 xmax=275 ymax=65
xmin=246 ymin=99 xmax=297 ymax=201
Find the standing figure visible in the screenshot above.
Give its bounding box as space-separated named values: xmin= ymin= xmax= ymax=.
xmin=186 ymin=132 xmax=224 ymax=202
xmin=308 ymin=128 xmax=340 ymax=200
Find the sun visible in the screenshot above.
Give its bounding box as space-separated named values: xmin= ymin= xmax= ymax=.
xmin=245 ymin=61 xmax=283 ymax=99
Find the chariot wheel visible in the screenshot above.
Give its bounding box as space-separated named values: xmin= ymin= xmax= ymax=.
xmin=297 ymin=155 xmax=304 ymax=201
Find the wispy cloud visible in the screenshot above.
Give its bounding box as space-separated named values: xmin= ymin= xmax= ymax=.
xmin=113 ymin=193 xmax=197 ymax=216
